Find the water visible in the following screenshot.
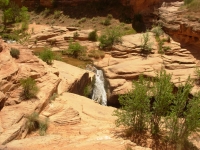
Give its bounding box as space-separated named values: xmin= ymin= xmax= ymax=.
xmin=92 ymin=69 xmax=107 ymax=106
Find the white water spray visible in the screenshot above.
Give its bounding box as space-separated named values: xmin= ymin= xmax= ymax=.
xmin=92 ymin=69 xmax=107 ymax=106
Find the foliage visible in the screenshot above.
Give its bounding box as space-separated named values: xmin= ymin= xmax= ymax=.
xmin=78 ymin=17 xmax=86 ymax=24
xmin=63 ymin=42 xmax=85 ymax=58
xmin=88 ymin=30 xmax=98 ymax=41
xmin=114 ymin=70 xmax=200 ymax=148
xmin=10 ymin=47 xmax=20 ymax=59
xmin=195 ymin=67 xmax=200 ymax=85
xmin=25 ymin=112 xmax=48 ymax=136
xmin=83 ymin=85 xmax=92 ymax=98
xmin=152 ymin=25 xmax=163 ymax=38
xmin=20 ymin=77 xmax=39 ymax=100
xmin=140 ymin=32 xmax=152 ymax=54
xmin=39 ymin=47 xmax=55 ymax=65
xmin=184 ymin=0 xmax=193 ymax=5
xmin=39 ymin=118 xmax=48 ymax=136
xmin=73 ymin=31 xmax=80 ymax=38
xmin=101 ymin=18 xmax=111 ymax=26
xmin=151 ymin=70 xmax=174 ymax=136
xmin=99 ymin=27 xmax=122 ymax=50
xmin=187 ymin=0 xmax=200 ymax=11
xmin=25 ymin=112 xmax=39 ymax=133
xmin=54 ymin=10 xmax=61 ymax=19
xmin=43 ymin=8 xmax=50 ymax=17
xmin=113 ymin=75 xmax=151 ymax=133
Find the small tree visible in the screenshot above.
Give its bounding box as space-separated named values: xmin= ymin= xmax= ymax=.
xmin=140 ymin=32 xmax=152 ymax=54
xmin=64 ymin=42 xmax=85 ymax=58
xmin=151 ymin=70 xmax=174 ymax=136
xmin=113 ymin=75 xmax=151 ymax=133
xmin=88 ymin=30 xmax=98 ymax=41
xmin=20 ymin=77 xmax=39 ymax=99
xmin=10 ymin=48 xmax=20 ymax=59
xmin=39 ymin=47 xmax=54 ymax=65
xmin=99 ymin=27 xmax=122 ymax=50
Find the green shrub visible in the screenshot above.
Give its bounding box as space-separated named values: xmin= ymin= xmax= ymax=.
xmin=184 ymin=0 xmax=193 ymax=5
xmin=43 ymin=8 xmax=50 ymax=17
xmin=107 ymin=14 xmax=113 ymax=19
xmin=152 ymin=25 xmax=163 ymax=38
xmin=39 ymin=118 xmax=48 ymax=136
xmin=99 ymin=27 xmax=122 ymax=50
xmin=114 ymin=70 xmax=200 ymax=148
xmin=10 ymin=48 xmax=20 ymax=59
xmin=140 ymin=32 xmax=152 ymax=54
xmin=78 ymin=17 xmax=86 ymax=24
xmin=73 ymin=31 xmax=80 ymax=38
xmin=39 ymin=47 xmax=54 ymax=65
xmin=63 ymin=42 xmax=85 ymax=58
xmin=187 ymin=0 xmax=200 ymax=11
xmin=25 ymin=112 xmax=39 ymax=133
xmin=88 ymin=30 xmax=98 ymax=41
xmin=54 ymin=10 xmax=61 ymax=19
xmin=20 ymin=77 xmax=39 ymax=99
xmin=113 ymin=75 xmax=151 ymax=133
xmin=101 ymin=18 xmax=111 ymax=26
xmin=25 ymin=112 xmax=48 ymax=136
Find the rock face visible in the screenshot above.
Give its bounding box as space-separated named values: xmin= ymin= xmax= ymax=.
xmin=159 ymin=2 xmax=200 ymax=47
xmin=0 ymin=39 xmax=92 ymax=145
xmin=1 ymin=92 xmax=150 ymax=150
xmin=94 ymin=33 xmax=199 ymax=106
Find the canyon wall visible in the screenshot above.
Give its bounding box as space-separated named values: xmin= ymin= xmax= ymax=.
xmin=12 ymin=0 xmax=180 ymax=13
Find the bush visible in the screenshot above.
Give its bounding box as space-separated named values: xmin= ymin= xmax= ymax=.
xmin=63 ymin=42 xmax=85 ymax=58
xmin=184 ymin=0 xmax=193 ymax=5
xmin=187 ymin=0 xmax=200 ymax=11
xmin=101 ymin=18 xmax=111 ymax=26
xmin=54 ymin=10 xmax=61 ymax=19
xmin=113 ymin=75 xmax=151 ymax=133
xmin=88 ymin=30 xmax=98 ymax=41
xmin=20 ymin=77 xmax=39 ymax=99
xmin=114 ymin=70 xmax=200 ymax=148
xmin=10 ymin=48 xmax=20 ymax=59
xmin=25 ymin=112 xmax=48 ymax=135
xmin=78 ymin=17 xmax=86 ymax=24
xmin=99 ymin=27 xmax=122 ymax=50
xmin=140 ymin=32 xmax=152 ymax=54
xmin=39 ymin=47 xmax=54 ymax=65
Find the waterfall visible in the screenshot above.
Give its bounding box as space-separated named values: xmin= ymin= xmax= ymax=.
xmin=92 ymin=69 xmax=107 ymax=106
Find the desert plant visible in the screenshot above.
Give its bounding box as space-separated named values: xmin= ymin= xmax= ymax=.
xmin=39 ymin=118 xmax=48 ymax=136
xmin=140 ymin=32 xmax=152 ymax=54
xmin=25 ymin=112 xmax=39 ymax=133
xmin=10 ymin=48 xmax=20 ymax=58
xmin=20 ymin=77 xmax=39 ymax=99
xmin=39 ymin=47 xmax=54 ymax=65
xmin=113 ymin=75 xmax=151 ymax=133
xmin=187 ymin=0 xmax=200 ymax=11
xmin=43 ymin=8 xmax=50 ymax=17
xmin=73 ymin=31 xmax=80 ymax=38
xmin=78 ymin=17 xmax=86 ymax=24
xmin=88 ymin=30 xmax=98 ymax=41
xmin=64 ymin=42 xmax=85 ymax=58
xmin=150 ymin=70 xmax=174 ymax=136
xmin=101 ymin=18 xmax=111 ymax=26
xmin=99 ymin=27 xmax=122 ymax=49
xmin=152 ymin=25 xmax=163 ymax=38
xmin=54 ymin=10 xmax=61 ymax=19
xmin=25 ymin=112 xmax=48 ymax=135
xmin=184 ymin=0 xmax=193 ymax=5
xmin=107 ymin=14 xmax=113 ymax=19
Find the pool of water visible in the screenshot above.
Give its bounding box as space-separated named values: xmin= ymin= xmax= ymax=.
xmin=32 ymin=47 xmax=92 ymax=68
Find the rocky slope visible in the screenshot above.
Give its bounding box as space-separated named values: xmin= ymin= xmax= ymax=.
xmin=0 ymin=38 xmax=92 ymax=145
xmin=95 ymin=32 xmax=200 ymax=105
xmin=159 ymin=1 xmax=200 ymax=48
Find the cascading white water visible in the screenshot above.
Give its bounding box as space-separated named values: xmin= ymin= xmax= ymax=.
xmin=92 ymin=69 xmax=107 ymax=106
